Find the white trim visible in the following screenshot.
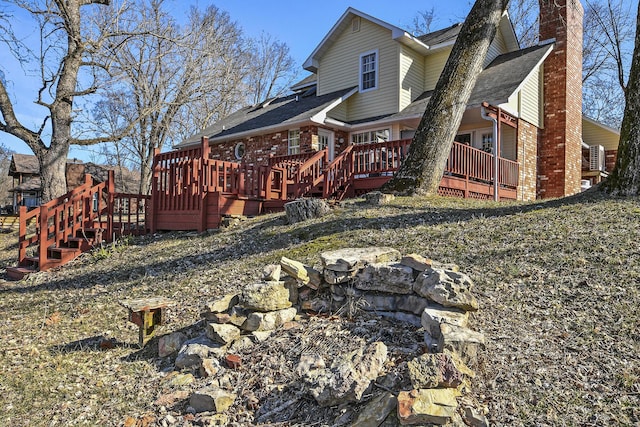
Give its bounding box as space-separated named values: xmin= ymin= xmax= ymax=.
xmin=359 ymin=49 xmax=379 ymax=93
xmin=318 ymin=128 xmax=335 ymax=160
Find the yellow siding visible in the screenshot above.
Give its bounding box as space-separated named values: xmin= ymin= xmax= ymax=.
xmin=317 ymin=19 xmax=399 ymax=121
xmin=400 ymin=46 xmax=425 ymax=110
xmin=501 ymin=92 xmax=520 ymax=116
xmin=582 ymin=119 xmax=620 ymax=151
xmin=501 ymin=126 xmax=517 ymax=160
xmin=519 ymin=65 xmax=542 ymax=127
xmin=485 ymin=30 xmax=508 ymax=67
xmin=423 ymin=49 xmax=450 ymax=91
xmin=328 ymin=102 xmax=347 ymax=122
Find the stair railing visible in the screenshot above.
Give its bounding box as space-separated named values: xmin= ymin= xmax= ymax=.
xmin=323 ymin=145 xmax=354 ymax=199
xmin=17 ymin=172 xmax=114 ymax=271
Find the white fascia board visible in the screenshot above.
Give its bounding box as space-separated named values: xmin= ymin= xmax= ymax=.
xmin=392 ymin=30 xmax=431 ymax=54
xmin=425 ymin=39 xmax=456 ymax=53
xmin=310 ymin=87 xmax=359 ymax=124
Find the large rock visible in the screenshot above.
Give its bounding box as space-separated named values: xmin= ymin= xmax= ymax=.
xmin=175 ymin=336 xmax=225 ymax=369
xmin=364 ymin=191 xmax=395 ymax=205
xmin=355 ymin=263 xmax=415 ymax=294
xmin=351 ymin=392 xmax=397 ymax=427
xmin=206 ymin=323 xmax=241 ymax=345
xmin=189 ymin=387 xmax=236 ymax=413
xmin=262 ymin=264 xmax=281 ymax=281
xmin=407 ymin=353 xmax=464 ymax=389
xmin=396 ymin=295 xmax=430 ymax=315
xmin=320 ymin=247 xmax=401 ymax=272
xmin=397 ymin=389 xmax=459 ymax=425
xmin=280 ymin=257 xmax=323 ymax=289
xmin=204 ymin=294 xmax=239 ymax=314
xmin=437 ymin=323 xmax=486 ymax=363
xmin=400 ymin=254 xmax=433 ymax=273
xmin=241 ymin=281 xmax=292 ymax=312
xmin=299 ymin=341 xmax=388 ymax=407
xmin=158 ymin=332 xmax=187 ymax=358
xmin=241 ymin=307 xmax=297 ymax=332
xmin=421 ymin=304 xmax=470 ymax=341
xmin=284 ymin=198 xmax=331 ymax=223
xmin=414 ymin=269 xmax=478 ymax=311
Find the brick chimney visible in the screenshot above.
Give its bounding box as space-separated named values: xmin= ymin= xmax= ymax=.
xmin=538 ymin=0 xmax=583 ymax=198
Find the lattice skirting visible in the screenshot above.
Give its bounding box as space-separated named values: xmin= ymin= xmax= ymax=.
xmin=437 ymin=187 xmax=465 ymax=198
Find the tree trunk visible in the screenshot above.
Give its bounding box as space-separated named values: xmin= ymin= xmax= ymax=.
xmin=382 ymin=0 xmax=509 ymax=195
xmin=602 ymin=1 xmax=640 ymax=195
xmin=36 ymin=142 xmax=70 ymax=202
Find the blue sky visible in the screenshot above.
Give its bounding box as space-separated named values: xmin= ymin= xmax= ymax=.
xmin=4 ymin=0 xmax=473 ymax=160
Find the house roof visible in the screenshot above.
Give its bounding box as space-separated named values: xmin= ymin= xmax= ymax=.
xmin=9 ymin=154 xmax=39 ymax=176
xmin=177 ymin=42 xmax=554 ymax=144
xmin=8 ymin=177 xmax=41 ymax=192
xmin=177 ymin=86 xmax=358 ymax=147
xmin=417 ymin=23 xmax=462 ymax=47
xmin=380 ymin=42 xmax=554 ymax=123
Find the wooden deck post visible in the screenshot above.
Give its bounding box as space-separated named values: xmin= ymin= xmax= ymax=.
xmin=106 ymin=170 xmax=115 ymax=242
xmin=18 ymin=206 xmax=27 ymax=265
xmin=149 ymin=148 xmax=161 ymax=234
xmin=199 ymin=137 xmax=209 ymax=232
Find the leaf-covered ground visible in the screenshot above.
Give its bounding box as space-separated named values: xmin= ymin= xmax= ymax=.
xmin=0 ymin=191 xmax=638 ymax=426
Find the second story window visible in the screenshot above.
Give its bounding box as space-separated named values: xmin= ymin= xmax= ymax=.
xmin=360 ymin=50 xmax=378 ymax=92
xmin=288 ymin=129 xmax=300 ymax=154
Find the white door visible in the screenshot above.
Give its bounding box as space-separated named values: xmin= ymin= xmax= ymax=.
xmin=318 ymin=129 xmax=335 ymax=161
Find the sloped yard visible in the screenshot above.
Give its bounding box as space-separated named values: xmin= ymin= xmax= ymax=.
xmin=0 ymin=191 xmax=638 ymax=426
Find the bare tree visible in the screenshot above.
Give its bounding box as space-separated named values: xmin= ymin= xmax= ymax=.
xmin=0 ymin=143 xmax=14 ymax=206
xmin=0 ymin=0 xmax=133 ymax=202
xmin=247 ymin=32 xmax=297 ymax=105
xmin=92 ymin=1 xmax=253 ymax=194
xmin=409 ymin=8 xmax=436 ymax=36
xmin=509 ymin=0 xmax=539 ymax=47
xmin=383 ymin=0 xmax=510 ymax=195
xmin=582 ymin=0 xmax=634 ymax=126
xmin=602 ymin=1 xmax=640 ymax=195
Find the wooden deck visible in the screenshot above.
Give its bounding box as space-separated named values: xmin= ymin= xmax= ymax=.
xmin=150 ymin=137 xmax=519 ymax=232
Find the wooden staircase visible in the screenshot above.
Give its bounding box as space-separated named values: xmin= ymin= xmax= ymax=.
xmin=6 ymin=172 xmax=150 ymax=280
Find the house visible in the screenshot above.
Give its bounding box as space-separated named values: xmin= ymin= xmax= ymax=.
xmin=176 ymin=0 xmax=619 ymax=201
xmin=8 ymin=153 xmax=139 ymax=211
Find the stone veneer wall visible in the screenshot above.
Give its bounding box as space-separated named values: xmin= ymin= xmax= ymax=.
xmin=517 ymin=119 xmax=539 ymax=201
xmin=537 ymin=0 xmax=584 ymax=198
xmin=208 ymin=126 xmax=350 ymax=166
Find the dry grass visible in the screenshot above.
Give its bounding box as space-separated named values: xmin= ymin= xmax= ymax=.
xmin=0 ymin=190 xmax=638 ymax=426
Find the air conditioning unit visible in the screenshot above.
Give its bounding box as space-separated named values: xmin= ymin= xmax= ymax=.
xmin=589 ymin=145 xmax=605 ymax=171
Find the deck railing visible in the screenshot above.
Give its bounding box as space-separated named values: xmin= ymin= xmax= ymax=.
xmin=290 ymin=149 xmax=328 ymax=198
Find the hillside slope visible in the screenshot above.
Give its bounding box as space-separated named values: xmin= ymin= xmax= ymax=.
xmin=0 ymin=191 xmax=638 ymax=426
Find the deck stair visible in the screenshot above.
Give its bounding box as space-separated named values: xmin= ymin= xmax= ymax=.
xmin=7 ymin=172 xmax=150 ymax=281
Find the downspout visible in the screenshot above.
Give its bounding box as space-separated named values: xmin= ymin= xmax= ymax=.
xmin=481 ymin=105 xmax=499 ymax=201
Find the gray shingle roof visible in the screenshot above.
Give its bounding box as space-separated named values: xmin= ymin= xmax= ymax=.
xmin=178 ymin=87 xmax=357 ymax=147
xmin=417 ymin=23 xmax=463 ymax=46
xmin=9 ymin=154 xmax=39 ymax=176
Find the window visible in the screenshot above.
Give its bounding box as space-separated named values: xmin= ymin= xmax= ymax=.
xmin=351 ymin=128 xmax=390 ymax=144
xmin=360 ymin=50 xmax=378 ymax=92
xmin=456 ymin=133 xmax=472 ymax=145
xmin=288 ymin=130 xmax=300 ymax=154
xmin=481 ymin=132 xmax=493 ymax=153
xmin=234 ymin=142 xmax=245 ymax=160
